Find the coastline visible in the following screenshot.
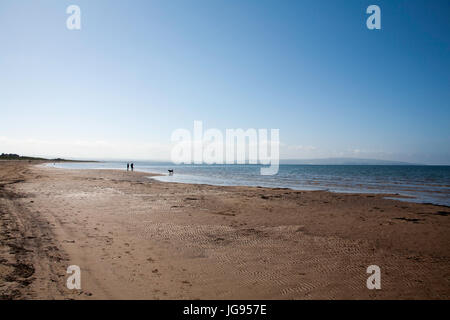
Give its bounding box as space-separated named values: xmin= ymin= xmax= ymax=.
xmin=46 ymin=162 xmax=450 ymax=207
xmin=1 ymin=161 xmax=449 ymax=299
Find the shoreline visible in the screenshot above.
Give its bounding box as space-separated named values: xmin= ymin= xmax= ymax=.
xmin=45 ymin=162 xmax=450 ymax=207
xmin=1 ymin=160 xmax=449 ymax=299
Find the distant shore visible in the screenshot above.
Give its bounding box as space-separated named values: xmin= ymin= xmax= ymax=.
xmin=0 ymin=160 xmax=449 ymax=299
xmin=0 ymin=153 xmax=97 ymax=162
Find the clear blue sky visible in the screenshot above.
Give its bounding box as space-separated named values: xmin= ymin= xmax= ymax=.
xmin=1 ymin=0 xmax=449 ymax=164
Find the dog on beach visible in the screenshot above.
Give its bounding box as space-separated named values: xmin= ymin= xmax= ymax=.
xmin=168 ymin=169 xmax=174 ymax=176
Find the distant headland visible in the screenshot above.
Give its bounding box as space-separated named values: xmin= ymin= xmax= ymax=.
xmin=0 ymin=153 xmax=96 ymax=162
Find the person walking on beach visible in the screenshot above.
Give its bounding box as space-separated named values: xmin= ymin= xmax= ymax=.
xmin=127 ymin=163 xmax=129 ymax=171
xmin=131 ymin=163 xmax=134 ymax=171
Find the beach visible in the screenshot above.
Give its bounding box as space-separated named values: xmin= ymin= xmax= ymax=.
xmin=0 ymin=161 xmax=449 ymax=299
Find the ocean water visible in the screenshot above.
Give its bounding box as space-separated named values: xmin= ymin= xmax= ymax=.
xmin=47 ymin=162 xmax=450 ymax=206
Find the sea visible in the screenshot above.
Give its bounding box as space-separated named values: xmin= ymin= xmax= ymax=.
xmin=47 ymin=162 xmax=450 ymax=207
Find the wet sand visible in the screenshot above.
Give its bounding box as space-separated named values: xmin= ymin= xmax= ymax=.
xmin=0 ymin=161 xmax=449 ymax=299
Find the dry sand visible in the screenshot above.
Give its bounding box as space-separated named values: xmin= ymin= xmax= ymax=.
xmin=0 ymin=161 xmax=449 ymax=299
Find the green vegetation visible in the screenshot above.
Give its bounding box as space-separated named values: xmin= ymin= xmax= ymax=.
xmin=0 ymin=153 xmax=47 ymax=160
xmin=0 ymin=153 xmax=95 ymax=162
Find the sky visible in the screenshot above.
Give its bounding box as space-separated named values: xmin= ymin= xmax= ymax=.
xmin=0 ymin=0 xmax=449 ymax=164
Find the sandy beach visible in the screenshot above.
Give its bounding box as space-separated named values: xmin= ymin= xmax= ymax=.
xmin=0 ymin=160 xmax=449 ymax=299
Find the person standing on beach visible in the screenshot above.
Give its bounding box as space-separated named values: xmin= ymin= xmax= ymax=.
xmin=127 ymin=163 xmax=129 ymax=171
xmin=131 ymin=163 xmax=134 ymax=171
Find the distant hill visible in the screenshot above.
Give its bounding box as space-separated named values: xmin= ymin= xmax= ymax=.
xmin=280 ymin=157 xmax=420 ymax=165
xmin=0 ymin=153 xmax=95 ymax=162
xmin=0 ymin=153 xmax=47 ymax=161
